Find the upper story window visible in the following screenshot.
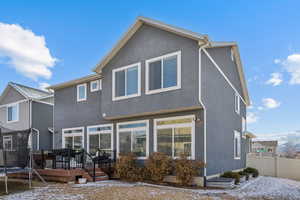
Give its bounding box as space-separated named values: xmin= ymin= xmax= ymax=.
xmin=235 ymin=93 xmax=240 ymax=114
xmin=146 ymin=51 xmax=181 ymax=95
xmin=234 ymin=131 xmax=241 ymax=159
xmin=77 ymin=83 xmax=87 ymax=102
xmin=7 ymin=103 xmax=19 ymax=123
xmin=112 ymin=63 xmax=141 ymax=101
xmin=90 ymin=80 xmax=101 ymax=92
xmin=242 ymin=117 xmax=246 ymax=133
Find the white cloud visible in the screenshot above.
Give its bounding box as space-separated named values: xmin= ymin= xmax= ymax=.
xmin=38 ymin=82 xmax=50 ymax=91
xmin=275 ymin=54 xmax=300 ymax=85
xmin=0 ymin=22 xmax=57 ymax=80
xmin=262 ymin=98 xmax=281 ymax=109
xmin=247 ymin=112 xmax=259 ymax=124
xmin=274 ymin=59 xmax=281 ymax=64
xmin=265 ymin=72 xmax=283 ymax=86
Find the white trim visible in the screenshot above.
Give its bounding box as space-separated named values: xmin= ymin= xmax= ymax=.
xmin=90 ymin=80 xmax=100 ymax=92
xmin=153 ymin=115 xmax=195 ymax=160
xmin=235 ymin=93 xmax=240 ymax=115
xmin=87 ymin=124 xmax=114 ymax=153
xmin=234 ymin=130 xmax=241 ymax=160
xmin=3 ymin=135 xmax=12 ymax=151
xmin=0 ymin=99 xmax=28 ymax=108
xmin=32 ymin=99 xmax=54 ymax=106
xmin=198 ymin=46 xmax=208 ymax=176
xmin=99 ymin=79 xmax=102 ymax=90
xmin=77 ymin=83 xmax=87 ymax=102
xmin=116 ymin=120 xmax=149 ymax=159
xmin=242 ymin=117 xmax=246 ymax=133
xmin=145 ymin=51 xmax=181 ymax=95
xmin=6 ymin=103 xmax=19 ymax=123
xmin=62 ymin=127 xmax=85 ymax=149
xmin=112 ymin=62 xmax=141 ymax=101
xmin=202 ymin=48 xmax=247 ymax=105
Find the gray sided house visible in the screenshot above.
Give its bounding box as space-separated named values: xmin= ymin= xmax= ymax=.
xmin=0 ymin=82 xmax=54 ymax=153
xmin=50 ymin=17 xmax=251 ymax=180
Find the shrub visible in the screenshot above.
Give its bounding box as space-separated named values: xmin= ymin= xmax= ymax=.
xmin=145 ymin=152 xmax=172 ymax=182
xmin=174 ymin=154 xmax=205 ymax=186
xmin=115 ymin=153 xmax=143 ymax=181
xmin=238 ymin=170 xmax=249 ymax=180
xmin=221 ymin=171 xmax=241 ymax=184
xmin=243 ymin=167 xmax=259 ymax=177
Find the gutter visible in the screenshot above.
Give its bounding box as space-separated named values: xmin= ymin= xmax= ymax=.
xmin=198 ymin=40 xmax=210 ymax=186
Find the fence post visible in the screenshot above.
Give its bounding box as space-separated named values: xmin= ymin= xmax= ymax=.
xmin=275 ymin=156 xmax=278 ymax=177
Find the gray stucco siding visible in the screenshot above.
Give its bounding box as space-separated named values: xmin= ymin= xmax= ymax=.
xmin=0 ymin=86 xmax=26 ymax=106
xmin=205 ymin=47 xmax=244 ymax=100
xmin=101 ymin=24 xmax=201 ymax=119
xmin=32 ymin=101 xmax=53 ymax=150
xmin=53 ymin=82 xmax=108 ymax=149
xmin=202 ymin=51 xmax=247 ymax=176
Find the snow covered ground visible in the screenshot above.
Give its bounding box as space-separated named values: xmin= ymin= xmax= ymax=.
xmin=1 ymin=176 xmax=300 ymax=200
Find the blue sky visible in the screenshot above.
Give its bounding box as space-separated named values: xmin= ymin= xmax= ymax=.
xmin=0 ymin=1 xmax=299 ymax=138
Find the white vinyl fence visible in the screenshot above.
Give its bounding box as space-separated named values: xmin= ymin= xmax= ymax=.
xmin=247 ymin=154 xmax=300 ymax=181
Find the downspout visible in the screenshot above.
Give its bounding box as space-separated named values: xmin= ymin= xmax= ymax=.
xmin=198 ymin=41 xmax=209 ymax=186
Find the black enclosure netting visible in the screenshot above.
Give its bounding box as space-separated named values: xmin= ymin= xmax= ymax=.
xmin=0 ymin=126 xmax=30 ymax=168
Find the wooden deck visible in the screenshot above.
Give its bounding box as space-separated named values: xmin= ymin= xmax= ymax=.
xmin=8 ymin=168 xmax=108 ymax=183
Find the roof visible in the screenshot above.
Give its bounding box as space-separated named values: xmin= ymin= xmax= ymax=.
xmin=245 ymin=131 xmax=256 ymax=138
xmin=0 ymin=124 xmax=30 ymax=134
xmin=48 ymin=74 xmax=102 ymax=90
xmin=92 ymin=16 xmax=250 ymax=105
xmin=9 ymin=82 xmax=53 ymax=100
xmin=252 ymin=141 xmax=278 ymax=147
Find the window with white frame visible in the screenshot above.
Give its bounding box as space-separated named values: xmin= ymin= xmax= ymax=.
xmin=146 ymin=51 xmax=181 ymax=94
xmin=234 ymin=131 xmax=241 ymax=159
xmin=113 ymin=63 xmax=141 ymax=101
xmin=235 ymin=93 xmax=240 ymax=114
xmin=117 ymin=120 xmax=148 ymax=159
xmin=87 ymin=124 xmax=113 ymax=155
xmin=154 ymin=115 xmax=195 ymax=159
xmin=242 ymin=117 xmax=246 ymax=133
xmin=77 ymin=83 xmax=87 ymax=102
xmin=7 ymin=103 xmax=19 ymax=122
xmin=62 ymin=127 xmax=84 ymax=150
xmin=90 ymin=80 xmax=100 ymax=92
xmin=3 ymin=135 xmax=12 ymax=151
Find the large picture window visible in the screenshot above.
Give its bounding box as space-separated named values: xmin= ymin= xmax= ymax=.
xmin=117 ymin=120 xmax=149 ymax=159
xmin=87 ymin=124 xmax=113 ymax=155
xmin=7 ymin=103 xmax=19 ymax=123
xmin=234 ymin=131 xmax=241 ymax=159
xmin=112 ymin=63 xmax=141 ymax=101
xmin=146 ymin=51 xmax=181 ymax=94
xmin=62 ymin=127 xmax=84 ymax=150
xmin=154 ymin=115 xmax=195 ymax=159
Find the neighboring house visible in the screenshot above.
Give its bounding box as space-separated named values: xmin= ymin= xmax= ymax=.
xmin=49 ymin=16 xmax=251 ymax=180
xmin=251 ymin=141 xmax=278 ymax=156
xmin=0 ymin=82 xmax=54 ymax=152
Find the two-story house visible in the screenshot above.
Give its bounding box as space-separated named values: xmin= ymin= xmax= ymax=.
xmin=0 ymin=82 xmax=54 ymax=152
xmin=49 ymin=17 xmax=251 ymax=181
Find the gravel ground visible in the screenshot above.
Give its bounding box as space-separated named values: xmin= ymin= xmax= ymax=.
xmin=1 ymin=176 xmax=300 ymax=200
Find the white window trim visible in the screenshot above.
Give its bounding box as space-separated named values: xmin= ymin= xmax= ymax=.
xmin=31 ymin=128 xmax=40 ymax=150
xmin=90 ymin=80 xmax=100 ymax=92
xmin=3 ymin=135 xmax=12 ymax=151
xmin=235 ymin=93 xmax=240 ymax=115
xmin=112 ymin=62 xmax=141 ymax=101
xmin=87 ymin=124 xmax=113 ymax=153
xmin=116 ymin=120 xmax=149 ymax=159
xmin=154 ymin=115 xmax=195 ymax=160
xmin=77 ymin=83 xmax=87 ymax=102
xmin=242 ymin=117 xmax=246 ymax=133
xmin=6 ymin=103 xmax=19 ymax=123
xmin=234 ymin=130 xmax=241 ymax=160
xmin=145 ymin=51 xmax=182 ymax=95
xmin=62 ymin=127 xmax=85 ymax=149
xmin=99 ymin=79 xmax=102 ymax=90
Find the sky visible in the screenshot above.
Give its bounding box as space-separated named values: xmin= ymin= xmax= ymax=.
xmin=0 ymin=0 xmax=299 ymax=140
